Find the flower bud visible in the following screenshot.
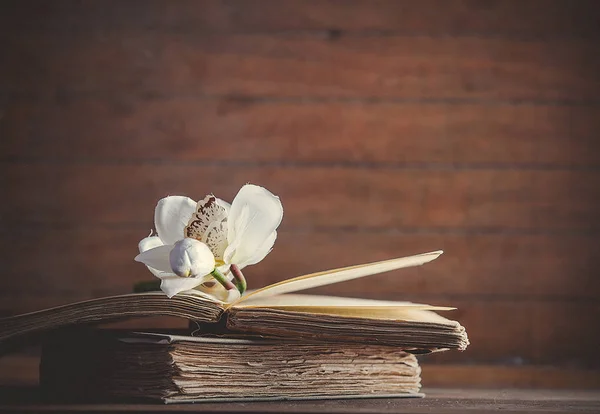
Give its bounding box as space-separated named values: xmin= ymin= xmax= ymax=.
xmin=169 ymin=238 xmax=215 ymax=278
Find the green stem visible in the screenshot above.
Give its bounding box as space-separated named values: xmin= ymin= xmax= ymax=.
xmin=211 ymin=268 xmax=236 ymax=291
xmin=230 ymin=264 xmax=247 ymax=295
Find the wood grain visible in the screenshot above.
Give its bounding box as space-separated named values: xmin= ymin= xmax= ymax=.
xmin=2 ymin=99 xmax=600 ymax=166
xmin=1 ymin=228 xmax=597 ymax=303
xmin=428 ymin=301 xmax=600 ymax=366
xmin=1 ymin=0 xmax=599 ymax=37
xmin=421 ymin=366 xmax=600 ymax=389
xmin=2 ymin=34 xmax=599 ymax=101
xmin=2 ymin=164 xmax=598 ymax=230
xmin=0 ymin=386 xmax=599 ymax=412
xmin=1 ymin=0 xmax=599 ymax=374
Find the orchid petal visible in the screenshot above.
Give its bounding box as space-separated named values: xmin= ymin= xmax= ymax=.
xmin=138 ymin=235 xmax=164 ymax=253
xmin=137 ymin=235 xmax=171 ymax=278
xmin=134 ymin=244 xmax=174 ymax=273
xmin=225 ymin=184 xmax=283 ymax=266
xmin=169 ymin=238 xmax=216 ymax=278
xmin=160 ymin=275 xmax=208 ymax=298
xmin=149 ymin=268 xmax=178 ymax=279
xmin=155 ymin=196 xmax=197 ymax=245
xmin=237 ymin=230 xmax=277 ymax=269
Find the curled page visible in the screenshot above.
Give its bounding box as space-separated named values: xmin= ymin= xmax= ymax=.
xmin=232 ymin=250 xmax=443 ymax=306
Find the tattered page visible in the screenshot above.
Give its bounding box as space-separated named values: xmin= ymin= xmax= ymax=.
xmin=227 ymin=294 xmax=469 ymax=351
xmin=41 ymin=331 xmax=424 ymax=403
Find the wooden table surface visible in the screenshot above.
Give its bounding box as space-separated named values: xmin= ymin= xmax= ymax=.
xmin=0 ymin=387 xmax=599 ymax=413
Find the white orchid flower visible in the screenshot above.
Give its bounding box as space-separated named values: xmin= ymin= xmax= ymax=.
xmin=135 ymin=184 xmax=283 ymax=300
xmin=135 ymin=196 xmax=221 ymax=299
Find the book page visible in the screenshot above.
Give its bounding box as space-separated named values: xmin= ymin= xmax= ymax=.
xmin=0 ymin=292 xmax=224 ymax=352
xmin=226 ymin=306 xmax=470 ymax=350
xmin=232 ymin=250 xmax=443 ymax=307
xmin=234 ymin=294 xmax=455 ymax=323
xmin=236 ymin=293 xmax=451 ymax=308
xmin=41 ymin=330 xmax=424 ymax=402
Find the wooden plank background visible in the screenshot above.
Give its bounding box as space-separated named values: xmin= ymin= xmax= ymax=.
xmin=1 ymin=0 xmax=599 ymax=370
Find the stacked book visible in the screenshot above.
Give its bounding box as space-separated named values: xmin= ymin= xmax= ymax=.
xmin=0 ymin=251 xmax=469 ymax=403
xmin=41 ymin=331 xmax=426 ymax=402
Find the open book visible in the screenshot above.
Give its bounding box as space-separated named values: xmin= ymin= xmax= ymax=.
xmin=0 ymin=250 xmax=469 ymax=354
